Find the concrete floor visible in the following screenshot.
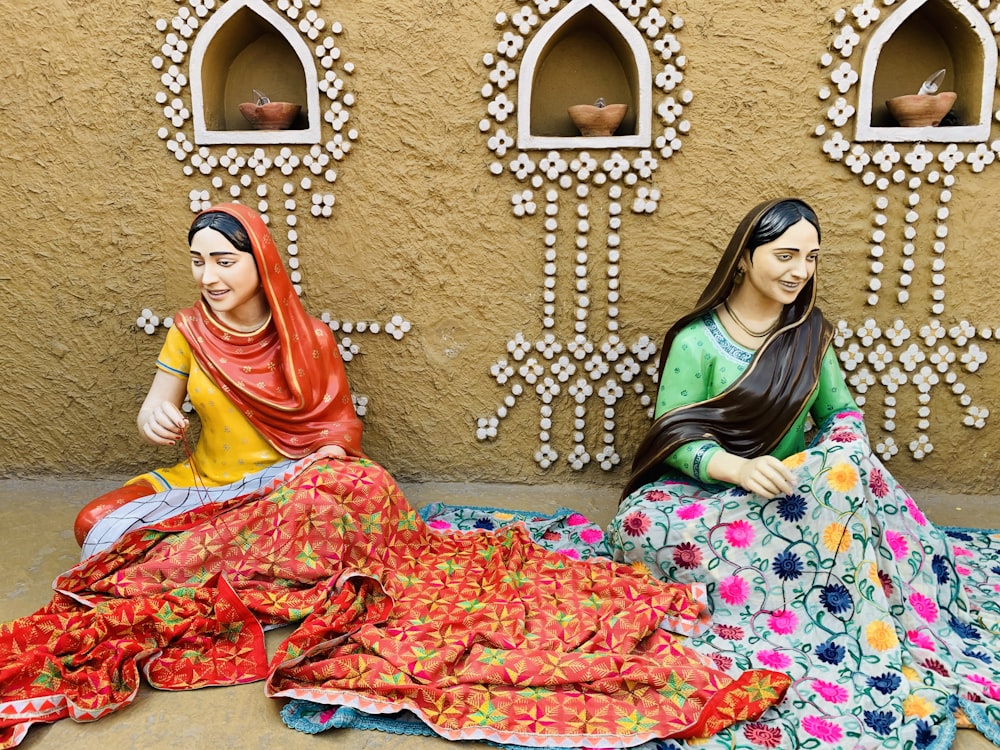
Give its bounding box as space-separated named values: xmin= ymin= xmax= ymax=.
xmin=1 ymin=477 xmax=997 ymax=749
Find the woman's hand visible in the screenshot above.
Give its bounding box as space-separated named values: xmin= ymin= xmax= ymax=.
xmin=735 ymin=456 xmax=795 ymax=498
xmin=137 ymin=370 xmax=190 ymax=446
xmin=323 ymin=444 xmax=347 ymax=458
xmin=707 ymin=451 xmax=795 ymax=499
xmin=139 ymin=401 xmax=189 ymax=445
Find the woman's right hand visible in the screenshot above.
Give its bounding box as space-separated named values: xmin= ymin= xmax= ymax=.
xmin=736 ymin=455 xmax=795 ymax=498
xmin=139 ymin=401 xmax=189 ymax=445
xmin=707 ymin=451 xmax=795 ymax=499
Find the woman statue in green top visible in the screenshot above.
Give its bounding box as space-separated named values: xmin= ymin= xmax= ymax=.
xmin=609 ymin=198 xmax=1000 ymax=748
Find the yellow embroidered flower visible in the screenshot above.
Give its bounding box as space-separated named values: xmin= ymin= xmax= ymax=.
xmin=902 ymin=665 xmax=919 ymax=682
xmin=822 ymin=523 xmax=851 ymax=554
xmin=783 ymin=452 xmax=807 ymax=468
xmin=865 ymin=620 xmax=899 ymax=652
xmin=631 ymin=560 xmax=652 ymax=577
xmin=903 ymin=694 xmax=932 ymax=718
xmin=827 ymin=462 xmax=858 ymax=492
xmin=493 ymin=512 xmax=513 ymax=521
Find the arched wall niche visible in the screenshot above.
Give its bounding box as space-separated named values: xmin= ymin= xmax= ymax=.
xmin=855 ymin=0 xmax=995 ymax=143
xmin=516 ymin=0 xmax=652 ymax=150
xmin=190 ymin=0 xmax=321 ymax=145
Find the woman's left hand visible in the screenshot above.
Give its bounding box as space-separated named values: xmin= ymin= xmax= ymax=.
xmin=323 ymin=444 xmax=347 ymax=457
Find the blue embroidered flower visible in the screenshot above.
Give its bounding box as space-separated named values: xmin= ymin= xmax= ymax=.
xmin=914 ymin=720 xmax=936 ymax=749
xmin=866 ymin=672 xmax=901 ymax=694
xmin=949 ymin=615 xmax=981 ymax=641
xmin=819 ymin=583 xmax=853 ymax=614
xmin=777 ymin=494 xmax=807 ymax=522
xmin=963 ymin=648 xmax=992 ymax=664
xmin=816 ymin=640 xmax=845 ymax=664
xmin=863 ymin=709 xmax=896 ymax=735
xmin=992 ymin=565 xmax=1000 ymax=577
xmin=946 ymin=530 xmax=972 ymax=542
xmin=474 ymin=518 xmax=497 ymax=530
xmin=931 ymin=554 xmax=950 ymax=584
xmin=730 ymin=487 xmax=750 ymax=498
xmin=772 ymin=550 xmax=803 ymax=580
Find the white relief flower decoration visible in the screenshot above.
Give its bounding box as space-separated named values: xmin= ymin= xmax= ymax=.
xmin=497 ymin=31 xmax=524 ymax=59
xmin=880 ymin=366 xmax=907 ymax=393
xmin=568 ymin=378 xmax=594 ymax=403
xmin=822 ymin=132 xmax=850 ymax=161
xmin=631 ymin=150 xmax=658 ymax=179
xmin=599 ymin=379 xmax=625 ymax=404
xmin=639 ymin=7 xmax=667 ymax=37
xmin=856 ymin=318 xmax=881 ymax=346
xmin=967 ymin=143 xmax=995 ymax=173
xmin=602 ymin=153 xmax=631 ymax=180
xmin=489 ymin=60 xmax=517 ymax=89
xmin=490 ymin=359 xmax=515 ymax=385
xmin=567 ymin=334 xmax=594 ymax=360
xmin=511 ymin=189 xmax=536 ymax=216
xmin=937 ymin=144 xmax=965 ymax=171
xmin=488 ymin=128 xmax=515 ymax=157
xmin=949 ymin=320 xmax=976 ymax=347
xmin=584 ymin=353 xmax=610 ymax=379
xmin=834 ymin=319 xmax=854 ymax=347
xmin=536 ymin=332 xmax=563 ymax=359
xmin=551 ymin=355 xmax=576 ymax=382
xmin=518 ymin=357 xmax=545 ymax=384
xmin=539 ymin=151 xmax=568 ymax=180
xmin=919 ymin=319 xmax=946 ymax=345
xmin=615 ymin=356 xmax=641 ymax=382
xmin=964 ymin=405 xmax=990 ymax=429
xmin=909 ymin=433 xmax=933 ymax=459
xmin=899 ymin=343 xmax=926 ymax=371
xmin=929 ymin=344 xmax=955 ymax=373
xmin=867 ymin=343 xmax=892 ymax=371
xmin=536 ymin=375 xmax=560 ymax=403
xmin=872 ymin=144 xmax=901 ymax=172
xmin=654 ymin=34 xmax=681 ymax=60
xmin=831 ymin=62 xmax=859 ymax=93
xmin=655 ymin=64 xmax=683 ymax=91
xmin=826 ymin=97 xmax=856 ymax=128
xmin=487 ymin=92 xmax=515 ymax=122
xmin=632 ymin=186 xmax=661 ymax=214
xmin=509 ymin=153 xmax=536 ymax=181
xmin=845 ymin=144 xmax=872 ymax=174
xmin=596 ymin=445 xmax=621 ymax=470
xmin=506 ymin=332 xmax=532 ymax=360
xmin=885 ymin=319 xmax=910 ymax=346
xmin=851 ymin=0 xmax=880 ymax=29
xmin=840 ymin=342 xmax=864 ymax=371
xmin=476 ymin=415 xmax=499 ymax=440
xmin=657 ymin=96 xmax=684 ymax=123
xmin=962 ymin=343 xmax=988 ymax=372
xmin=601 ymin=335 xmax=626 ymax=362
xmin=832 ymin=25 xmax=860 ymax=57
xmin=903 ymin=143 xmax=934 ymax=172
xmin=618 ymin=0 xmax=647 ymax=19
xmin=534 ymin=0 xmax=559 ymax=13
xmin=913 ymin=365 xmax=940 ymax=393
xmin=534 ymin=443 xmax=558 ymax=468
xmin=570 ymin=152 xmax=598 ymax=180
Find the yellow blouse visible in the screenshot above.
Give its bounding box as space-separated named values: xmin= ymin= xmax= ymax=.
xmin=128 ymin=326 xmax=282 ymax=491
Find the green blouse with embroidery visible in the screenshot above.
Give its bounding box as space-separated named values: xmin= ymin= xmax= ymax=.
xmin=654 ymin=312 xmax=857 ymax=484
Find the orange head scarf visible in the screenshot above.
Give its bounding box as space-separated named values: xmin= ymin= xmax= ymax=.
xmin=172 ymin=203 xmax=364 ymax=459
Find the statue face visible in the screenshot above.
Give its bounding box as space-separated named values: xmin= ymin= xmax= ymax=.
xmin=742 ymin=219 xmax=820 ymax=307
xmin=189 ymin=227 xmax=268 ymax=330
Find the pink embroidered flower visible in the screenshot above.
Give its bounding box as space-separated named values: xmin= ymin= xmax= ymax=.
xmin=725 ymin=519 xmax=755 ymax=548
xmin=869 ymin=467 xmax=889 ymax=498
xmin=579 ymin=528 xmax=604 ymax=544
xmin=910 ymin=592 xmax=939 ymax=623
xmin=711 ymin=653 xmax=733 ymax=671
xmin=743 ymin=722 xmax=783 ymax=747
xmin=428 ymin=520 xmax=452 ymax=530
xmin=673 ymin=542 xmax=703 ymax=569
xmin=566 ymin=513 xmax=589 ymax=526
xmin=757 ymin=650 xmax=791 ymax=670
xmin=621 ymin=511 xmax=651 ymax=537
xmin=829 ymin=428 xmax=858 ymax=443
xmin=802 ymin=715 xmax=843 ymax=743
xmin=646 ymin=489 xmax=671 ymax=502
xmin=556 ymin=548 xmax=580 ymax=559
xmin=952 ymin=545 xmax=972 ymax=557
xmin=957 ymin=565 xmax=971 ymax=576
xmin=986 ymin=685 xmax=1000 ymax=702
xmin=886 ymin=530 xmax=909 ymax=559
xmin=719 ymin=575 xmax=750 ymax=606
xmin=907 ymin=629 xmax=935 ymax=651
xmin=812 ymin=679 xmax=849 ymax=704
xmin=903 ymin=498 xmax=927 ymax=526
xmin=767 ymin=609 xmax=799 ymax=635
xmin=676 ymin=502 xmax=705 ymax=520
xmin=968 ymin=673 xmax=996 ymax=689
xmin=713 ymin=624 xmax=745 ymax=640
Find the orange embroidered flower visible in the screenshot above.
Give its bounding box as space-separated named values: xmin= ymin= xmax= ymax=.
xmin=782 ymin=452 xmax=806 ymax=468
xmin=822 ymin=523 xmax=851 ymax=554
xmin=865 ymin=620 xmax=899 ymax=652
xmin=827 ymin=462 xmax=858 ymax=492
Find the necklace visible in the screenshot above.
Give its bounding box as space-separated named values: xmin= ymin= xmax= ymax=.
xmin=723 ymin=300 xmax=780 ymax=338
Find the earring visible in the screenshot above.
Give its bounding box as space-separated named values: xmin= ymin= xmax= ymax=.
xmin=733 ymin=267 xmax=745 ymax=285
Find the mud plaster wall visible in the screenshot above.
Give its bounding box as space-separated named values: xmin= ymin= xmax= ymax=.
xmin=1 ymin=0 xmax=999 ymax=495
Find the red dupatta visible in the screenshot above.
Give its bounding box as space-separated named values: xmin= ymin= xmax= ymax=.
xmin=172 ymin=203 xmax=364 ymax=459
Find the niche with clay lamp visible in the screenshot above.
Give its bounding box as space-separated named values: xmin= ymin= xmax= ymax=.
xmin=516 ymin=0 xmax=652 ymax=150
xmin=854 ymin=0 xmax=995 ymax=143
xmin=190 ymin=0 xmax=321 ymax=145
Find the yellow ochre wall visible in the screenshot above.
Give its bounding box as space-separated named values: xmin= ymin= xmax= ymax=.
xmin=2 ymin=0 xmax=999 ymax=496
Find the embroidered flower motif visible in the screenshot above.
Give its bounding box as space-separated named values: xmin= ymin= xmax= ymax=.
xmin=910 ymin=592 xmax=939 ymax=623
xmin=802 ymin=715 xmax=843 ymax=743
xmin=711 ymin=653 xmax=733 ymax=672
xmin=772 ymin=550 xmax=803 ymax=580
xmin=713 ymin=623 xmax=745 ymax=640
xmin=907 ymin=629 xmax=935 ymax=651
xmin=822 ymin=523 xmax=851 ymax=554
xmin=757 ymin=650 xmax=791 ymax=670
xmin=621 ymin=511 xmax=651 ymax=537
xmin=743 ymin=722 xmax=783 ymax=748
xmin=719 ymin=575 xmax=749 ymax=605
xmin=904 ymin=497 xmax=928 ymax=526
xmin=903 ymin=694 xmax=932 ymax=719
xmin=867 ymin=671 xmax=902 ymax=694
xmin=676 ymin=502 xmax=704 ymax=520
xmin=782 ymin=451 xmax=806 ymax=468
xmin=725 ymin=519 xmax=755 ymax=548
xmin=820 ymin=583 xmax=853 ymax=614
xmin=813 ymin=679 xmax=849 ymax=703
xmin=864 ymin=709 xmax=896 ymax=736
xmin=672 ymin=542 xmax=702 ymax=569
xmin=827 ymin=462 xmax=858 ymax=492
xmin=816 ymin=640 xmax=846 ymax=665
xmin=777 ymin=494 xmax=807 ymax=522
xmin=866 ymin=620 xmax=899 ymax=652
xmin=878 ymin=570 xmax=894 ymax=597
xmin=886 ymin=530 xmax=909 ymax=559
xmin=579 ymin=528 xmax=604 ymax=545
xmin=767 ymin=609 xmax=798 ymax=635
xmin=869 ymin=468 xmax=889 ymax=498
